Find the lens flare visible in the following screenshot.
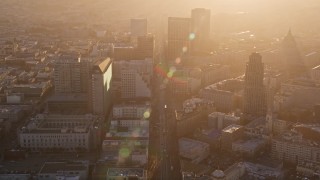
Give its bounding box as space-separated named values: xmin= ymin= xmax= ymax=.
xmin=119 ymin=148 xmax=130 ymax=158
xmin=143 ymin=110 xmax=150 ymax=119
xmin=189 ymin=33 xmax=196 ymax=40
xmin=182 ymin=46 xmax=188 ymax=53
xmin=175 ymin=57 xmax=181 ymax=64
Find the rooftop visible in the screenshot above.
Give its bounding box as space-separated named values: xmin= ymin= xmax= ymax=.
xmin=107 ymin=168 xmax=145 ymax=177
xmin=179 ymin=138 xmax=209 ymax=159
xmin=233 ymin=138 xmax=266 ymax=149
xmin=222 ymin=124 xmax=243 ymax=134
xmin=0 ymin=105 xmax=22 ymax=113
xmin=39 ymin=162 xmax=88 ymax=174
xmin=275 ymin=129 xmax=320 ymax=148
xmin=47 ymin=93 xmax=88 ymax=102
xmin=93 ymin=57 xmax=112 ymax=73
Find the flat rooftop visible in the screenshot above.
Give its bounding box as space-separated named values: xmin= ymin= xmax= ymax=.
xmin=107 ymin=168 xmax=145 ymax=177
xmin=39 ymin=162 xmax=88 ymax=174
xmin=47 ymin=93 xmax=88 ymax=102
xmin=222 ymin=124 xmax=243 ymax=134
xmin=0 ymin=105 xmax=22 ymax=113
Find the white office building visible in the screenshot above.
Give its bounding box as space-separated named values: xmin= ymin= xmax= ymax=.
xmin=18 ymin=114 xmax=101 ymax=152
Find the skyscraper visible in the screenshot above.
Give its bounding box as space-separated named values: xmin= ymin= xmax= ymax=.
xmin=54 ymin=56 xmax=92 ymax=94
xmin=167 ymin=17 xmax=191 ymax=61
xmin=282 ymin=30 xmax=306 ymax=77
xmin=191 ymin=8 xmax=211 ymax=53
xmin=136 ymin=34 xmax=154 ymax=59
xmin=90 ymin=58 xmax=112 ymax=116
xmin=130 ymin=18 xmax=148 ymax=37
xmin=116 ymin=58 xmax=153 ymax=99
xmin=243 ymin=53 xmax=266 ymax=116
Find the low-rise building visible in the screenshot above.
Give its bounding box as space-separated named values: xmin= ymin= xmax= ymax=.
xmin=208 ymin=112 xmax=240 ymax=130
xmin=47 ymin=93 xmax=89 ymax=114
xmin=0 ymin=105 xmax=24 ymax=122
xmin=221 ymin=124 xmax=244 ymax=150
xmin=101 ymin=118 xmax=149 ymax=166
xmin=266 ymin=112 xmax=292 ymax=136
xmin=200 ymin=64 xmax=230 ymax=87
xmin=232 ymin=138 xmax=266 ymax=157
xmin=176 ymin=109 xmax=207 ymax=137
xmin=18 ymin=114 xmax=101 ymax=152
xmin=38 ymin=161 xmax=89 ymax=180
xmin=112 ymin=101 xmax=151 ymax=119
xmin=200 ymin=78 xmax=243 ymax=112
xmin=311 ymin=65 xmax=320 ymax=82
xmin=107 ymin=168 xmax=147 ymax=180
xmin=210 ymin=162 xmax=283 ymax=180
xmin=8 ymin=81 xmax=52 ymax=97
xmin=170 ymin=77 xmax=201 ymax=97
xmin=296 ymin=161 xmax=320 ymax=178
xmin=0 ymin=173 xmax=31 ymax=180
xmin=179 ymin=137 xmax=210 ymax=164
xmin=177 ymin=98 xmax=213 ymax=137
xmin=193 ymin=128 xmax=221 ymax=150
xmin=271 ymin=126 xmax=320 ymax=164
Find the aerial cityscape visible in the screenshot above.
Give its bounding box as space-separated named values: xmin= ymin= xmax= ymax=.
xmin=1 ymin=0 xmax=320 ymax=179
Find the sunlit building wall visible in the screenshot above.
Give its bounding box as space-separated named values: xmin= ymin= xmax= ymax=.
xmin=91 ymin=58 xmax=112 ymax=116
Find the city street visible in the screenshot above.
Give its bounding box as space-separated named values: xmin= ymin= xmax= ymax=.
xmin=150 ymin=62 xmax=182 ymax=180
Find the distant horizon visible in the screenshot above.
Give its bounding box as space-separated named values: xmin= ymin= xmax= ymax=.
xmin=1 ymin=0 xmax=320 ymax=37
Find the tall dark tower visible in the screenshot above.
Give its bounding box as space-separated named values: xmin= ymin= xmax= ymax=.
xmin=167 ymin=17 xmax=191 ymax=61
xmin=282 ymin=30 xmax=306 ymax=77
xmin=243 ymin=53 xmax=266 ymax=116
xmin=191 ymin=8 xmax=211 ymax=53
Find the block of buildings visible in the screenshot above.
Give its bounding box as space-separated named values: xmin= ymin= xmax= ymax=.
xmin=38 ymin=161 xmax=89 ymax=180
xmin=112 ymin=101 xmax=151 ymax=119
xmin=107 ymin=168 xmax=147 ymax=180
xmin=271 ymin=125 xmax=320 ymax=164
xmin=0 ymin=105 xmax=24 ymax=122
xmin=179 ymin=137 xmax=210 ymax=164
xmin=200 ymin=78 xmax=243 ymax=112
xmin=208 ymin=112 xmax=240 ymax=130
xmin=221 ymin=124 xmax=244 ymax=150
xmin=232 ymin=138 xmax=266 ymax=157
xmin=18 ymin=114 xmax=102 ymax=152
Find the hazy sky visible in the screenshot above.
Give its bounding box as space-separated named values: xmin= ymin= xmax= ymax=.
xmin=1 ymin=0 xmax=320 ymax=37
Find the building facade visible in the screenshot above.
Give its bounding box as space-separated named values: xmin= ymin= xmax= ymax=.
xmin=115 ymin=58 xmax=153 ymax=99
xmin=243 ymin=53 xmax=266 ymax=116
xmin=168 ymin=17 xmax=191 ymax=60
xmin=190 ymin=8 xmax=211 ymax=53
xmin=91 ymin=58 xmax=112 ymax=116
xmin=271 ymin=130 xmax=320 ymax=164
xmin=54 ymin=57 xmax=92 ymax=94
xmin=18 ymin=114 xmax=101 ymax=152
